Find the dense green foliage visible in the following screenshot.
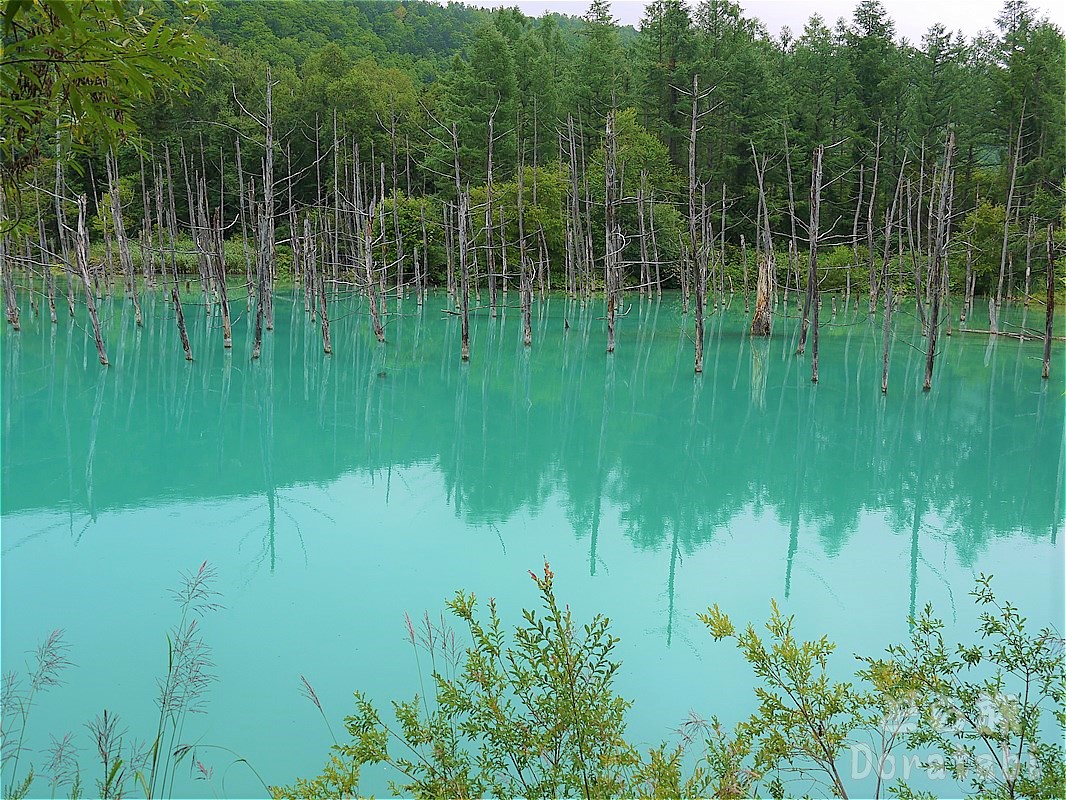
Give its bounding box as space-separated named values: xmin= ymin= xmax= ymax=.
xmin=7 ymin=0 xmax=1061 ymax=297
xmin=0 ymin=0 xmax=210 ymax=184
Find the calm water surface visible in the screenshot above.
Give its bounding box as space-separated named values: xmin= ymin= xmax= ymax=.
xmin=2 ymin=287 xmax=1063 ymax=797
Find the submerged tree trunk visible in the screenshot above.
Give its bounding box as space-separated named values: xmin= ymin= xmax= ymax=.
xmin=798 ymin=144 xmax=823 ymax=354
xmin=750 ymin=147 xmax=772 ymax=337
xmin=882 ymin=283 xmax=893 ymax=393
xmin=518 ymin=142 xmax=532 ymax=348
xmin=1024 ymin=216 xmax=1034 ymax=305
xmin=867 ymin=122 xmax=882 ymax=312
xmin=687 ymin=78 xmax=703 ymax=372
xmin=1044 ymin=227 xmax=1055 ymax=380
xmin=606 ymin=110 xmax=619 ymax=355
xmin=459 ymin=192 xmax=470 ymax=362
xmin=106 ymin=149 xmax=142 ymax=326
xmin=994 ymin=107 xmax=1024 ymax=332
xmin=312 ymin=216 xmax=331 ymax=355
xmin=0 ymin=191 xmax=18 ymax=331
xmin=811 ymin=290 xmax=820 ymax=383
xmin=924 ymin=131 xmax=955 ymax=392
xmin=486 ymin=108 xmax=497 ymax=318
xmin=76 ymin=197 xmax=108 ymax=366
xmin=163 ymin=147 xmax=192 ymax=360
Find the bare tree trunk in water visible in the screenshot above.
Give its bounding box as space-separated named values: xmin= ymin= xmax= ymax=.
xmin=907 ymin=179 xmax=927 ymax=331
xmin=163 ymin=148 xmax=192 ymax=360
xmin=54 ymin=134 xmax=76 ymax=317
xmin=1044 ymin=227 xmax=1055 ymax=379
xmin=212 ymin=207 xmax=232 ymax=348
xmin=0 ymin=191 xmax=18 ymax=331
xmin=76 ymin=196 xmax=108 ymax=365
xmin=811 ymin=291 xmax=820 ymax=383
xmin=606 ymin=109 xmax=619 ymax=354
xmin=850 ymin=164 xmax=863 ymax=304
xmin=750 ymin=148 xmax=772 ymax=337
xmin=33 ymin=178 xmax=57 ymax=323
xmin=106 ymin=149 xmax=142 ymax=326
xmin=263 ymin=70 xmax=276 ymax=332
xmin=687 ymin=78 xmax=702 ymax=371
xmin=882 ymin=283 xmax=893 ymax=393
xmin=867 ymin=121 xmax=882 ymax=312
xmin=364 ymin=209 xmax=385 ymax=343
xmin=638 ymin=170 xmax=649 ymax=297
xmin=798 ymin=144 xmax=824 ymax=354
xmin=1024 ymin=216 xmax=1034 ymax=305
xmin=518 ymin=140 xmax=532 ymax=348
xmin=312 ymin=216 xmax=331 ymax=354
xmin=995 ymin=107 xmax=1024 ymax=332
xmin=924 ymin=131 xmax=955 ymax=392
xmin=741 ymin=233 xmax=749 ymax=310
xmin=486 ymin=107 xmax=497 ymax=318
xmin=459 ymin=192 xmax=470 ymax=361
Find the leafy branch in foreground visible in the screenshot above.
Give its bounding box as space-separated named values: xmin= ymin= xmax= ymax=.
xmin=272 ymin=562 xmax=709 ymax=799
xmin=278 ymin=570 xmax=1064 ymax=800
xmin=704 ymin=574 xmax=1065 ymax=799
xmin=873 ymin=574 xmax=1066 ymax=799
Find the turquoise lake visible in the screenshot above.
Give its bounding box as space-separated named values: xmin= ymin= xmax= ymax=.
xmin=2 ymin=286 xmax=1063 ymax=797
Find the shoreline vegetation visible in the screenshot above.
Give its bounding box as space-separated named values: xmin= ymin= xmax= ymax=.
xmin=3 ymin=564 xmax=1063 ymax=799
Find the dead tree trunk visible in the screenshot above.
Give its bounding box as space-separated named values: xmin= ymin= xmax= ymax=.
xmin=138 ymin=152 xmax=154 ymax=290
xmin=33 ymin=178 xmax=56 ymax=323
xmin=251 ymin=180 xmax=266 ymax=360
xmin=995 ymin=106 xmax=1024 ymax=332
xmin=687 ymin=77 xmax=704 ymax=371
xmin=924 ymin=131 xmax=955 ymax=392
xmin=811 ymin=290 xmax=820 ymax=383
xmin=235 ymin=137 xmax=254 ymax=310
xmin=162 ymin=147 xmax=192 ymax=360
xmin=798 ymin=144 xmax=824 ymax=354
xmin=76 ymin=196 xmax=108 ymax=365
xmin=213 ymin=206 xmax=232 ymax=348
xmin=486 ymin=106 xmax=498 ymax=318
xmin=962 ymin=238 xmax=974 ymax=321
xmin=419 ymin=202 xmax=428 ymax=305
xmin=882 ymin=283 xmax=893 ymax=393
xmin=106 ymin=149 xmax=142 ymax=326
xmin=879 ymin=154 xmax=907 ymax=306
xmin=519 ymin=141 xmax=532 ymax=348
xmin=750 ymin=146 xmax=772 ymax=336
xmin=0 ymin=195 xmax=18 ymax=331
xmin=606 ymin=109 xmax=619 ymax=354
xmin=262 ymin=69 xmax=276 ymax=332
xmin=907 ymin=178 xmax=927 ymax=330
xmin=54 ymin=134 xmax=75 ymax=317
xmin=650 ymin=191 xmax=661 ymax=296
xmin=312 ymin=216 xmax=331 ymax=355
xmin=389 ymin=100 xmax=404 ymax=298
xmin=1044 ymin=226 xmax=1055 ymax=379
xmin=867 ymin=121 xmax=882 ymax=312
xmin=783 ymin=123 xmax=800 ymax=303
xmin=459 ymin=191 xmax=471 ymax=361
xmin=1024 ymin=216 xmax=1035 ymax=305
xmin=364 ymin=210 xmax=385 ymax=343
xmin=638 ymin=170 xmax=649 ymax=296
xmin=850 ymin=164 xmax=863 ymax=302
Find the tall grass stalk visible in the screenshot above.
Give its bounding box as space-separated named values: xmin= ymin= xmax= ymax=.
xmin=143 ymin=560 xmax=221 ymax=799
xmin=1 ymin=629 xmax=73 ymax=799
